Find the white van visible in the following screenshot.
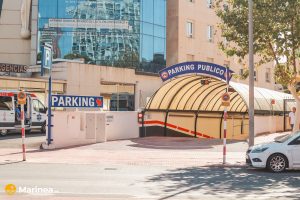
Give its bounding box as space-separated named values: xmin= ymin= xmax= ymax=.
xmin=0 ymin=91 xmax=47 ymax=136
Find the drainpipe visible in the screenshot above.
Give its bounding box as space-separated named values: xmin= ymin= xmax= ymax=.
xmin=164 ymin=111 xmax=169 ymax=137
xmin=194 ymin=112 xmax=198 ymax=138
xmin=219 ymin=112 xmax=224 ymax=139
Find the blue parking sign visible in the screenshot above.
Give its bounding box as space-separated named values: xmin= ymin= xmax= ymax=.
xmin=52 ymin=95 xmax=104 ymax=108
xmin=41 ymin=44 xmax=52 ymax=76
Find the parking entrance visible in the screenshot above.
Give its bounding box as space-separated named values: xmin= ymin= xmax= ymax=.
xmin=140 ymin=62 xmax=296 ymax=140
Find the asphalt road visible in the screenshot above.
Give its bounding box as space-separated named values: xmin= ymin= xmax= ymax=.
xmin=0 ymin=162 xmax=299 ymax=200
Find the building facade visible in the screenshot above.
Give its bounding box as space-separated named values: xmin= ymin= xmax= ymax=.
xmin=37 ymin=0 xmax=166 ymax=73
xmin=0 ymin=0 xmax=283 ymax=111
xmin=0 ymin=0 xmax=167 ymax=109
xmin=167 ymin=0 xmax=279 ymax=90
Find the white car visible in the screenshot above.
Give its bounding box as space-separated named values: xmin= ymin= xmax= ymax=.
xmin=246 ymin=132 xmax=300 ymax=173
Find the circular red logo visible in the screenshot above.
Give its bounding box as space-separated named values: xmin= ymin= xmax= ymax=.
xmin=222 ymin=93 xmax=230 ymax=101
xmin=161 ymin=71 xmax=169 ymax=79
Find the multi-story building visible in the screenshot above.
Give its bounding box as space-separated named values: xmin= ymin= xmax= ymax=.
xmin=0 ymin=0 xmax=166 ymax=109
xmin=37 ymin=0 xmax=166 ymax=73
xmin=167 ymin=0 xmax=278 ymax=90
xmin=0 ymin=0 xmax=282 ymax=111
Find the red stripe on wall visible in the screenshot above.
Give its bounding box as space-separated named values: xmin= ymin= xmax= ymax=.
xmin=144 ymin=120 xmax=165 ymax=125
xmin=178 ymin=127 xmax=189 ymax=133
xmin=166 ymin=123 xmax=177 ymax=129
xmin=143 ymin=120 xmax=215 ymax=139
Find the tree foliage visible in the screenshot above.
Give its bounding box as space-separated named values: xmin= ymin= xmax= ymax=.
xmin=215 ymin=0 xmax=300 ymax=86
xmin=63 ymin=53 xmax=92 ymax=64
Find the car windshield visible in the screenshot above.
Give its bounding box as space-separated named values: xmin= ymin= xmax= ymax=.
xmin=274 ymin=133 xmax=296 ymax=143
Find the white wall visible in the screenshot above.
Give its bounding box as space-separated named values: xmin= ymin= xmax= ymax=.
xmin=254 ymin=116 xmax=286 ymax=135
xmin=49 ymin=111 xmax=95 ymax=148
xmin=45 ymin=111 xmax=139 ymax=149
xmin=105 ymin=111 xmax=139 ymax=141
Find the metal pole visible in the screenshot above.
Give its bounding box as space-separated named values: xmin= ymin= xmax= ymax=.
xmin=248 ymin=0 xmax=255 ymax=147
xmin=117 ymin=84 xmax=119 ymax=111
xmin=283 ymin=99 xmax=286 ymax=131
xmin=223 ymin=107 xmax=227 ymax=164
xmin=47 ymin=76 xmax=52 ymax=145
xmin=223 ymin=67 xmax=229 ymax=164
xmin=21 ymin=104 xmax=26 ymax=161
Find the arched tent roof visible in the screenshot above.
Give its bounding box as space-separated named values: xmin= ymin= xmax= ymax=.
xmin=146 ymin=75 xmax=295 ymax=113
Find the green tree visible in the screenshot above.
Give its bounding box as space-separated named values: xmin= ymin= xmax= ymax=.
xmin=215 ymin=0 xmax=300 ymax=131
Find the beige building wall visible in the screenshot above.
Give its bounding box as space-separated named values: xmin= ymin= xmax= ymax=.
xmin=30 ymin=0 xmax=38 ymax=65
xmin=42 ymin=62 xmax=163 ymax=110
xmin=167 ymin=0 xmax=277 ymax=90
xmin=0 ymin=0 xmax=31 ymax=65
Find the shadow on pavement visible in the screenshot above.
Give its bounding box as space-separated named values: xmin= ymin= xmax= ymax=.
xmin=0 ymin=149 xmax=42 ymax=157
xmin=147 ymin=166 xmax=300 ymax=200
xmin=129 ymin=137 xmax=245 ymax=150
xmin=0 ymin=132 xmax=45 ymax=140
xmin=0 ymin=160 xmax=24 ymax=165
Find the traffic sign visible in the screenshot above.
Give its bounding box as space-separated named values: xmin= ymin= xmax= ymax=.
xmin=271 ymin=99 xmax=275 ymax=105
xmin=41 ymin=44 xmax=52 ymax=70
xmin=221 ymin=92 xmax=230 ymax=107
xmin=52 ymin=95 xmax=104 ymax=108
xmin=17 ymin=91 xmax=27 ymax=105
xmin=41 ymin=44 xmax=53 ymax=77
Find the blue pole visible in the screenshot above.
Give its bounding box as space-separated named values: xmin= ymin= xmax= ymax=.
xmin=47 ymin=75 xmax=52 ymax=145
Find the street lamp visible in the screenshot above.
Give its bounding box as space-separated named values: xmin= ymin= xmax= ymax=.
xmin=248 ymin=0 xmax=255 ymax=147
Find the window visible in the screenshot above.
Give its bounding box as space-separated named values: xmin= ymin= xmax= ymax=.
xmin=207 ymin=25 xmax=214 ymax=42
xmin=223 ymin=37 xmax=228 ymax=46
xmin=288 ymin=136 xmax=300 ymax=145
xmin=187 ymin=54 xmax=194 ymax=61
xmin=265 ymin=68 xmax=271 ymax=83
xmin=207 ymin=57 xmax=214 ymax=63
xmin=0 ymin=0 xmax=3 ymax=17
xmin=254 ymin=70 xmax=257 ymax=81
xmin=207 ymin=0 xmax=213 ymax=8
xmin=33 ymin=99 xmax=45 ymax=113
xmin=224 ymin=61 xmax=230 ymax=68
xmin=239 ymin=69 xmax=244 ymax=76
xmin=0 ymin=97 xmax=13 ymax=110
xmin=186 ymin=21 xmax=193 ymax=38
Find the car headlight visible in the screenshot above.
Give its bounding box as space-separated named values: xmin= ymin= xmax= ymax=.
xmin=251 ymin=147 xmax=269 ymax=153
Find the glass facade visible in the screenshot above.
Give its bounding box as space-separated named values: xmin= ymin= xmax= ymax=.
xmin=0 ymin=0 xmax=3 ymax=17
xmin=38 ymin=0 xmax=166 ymax=73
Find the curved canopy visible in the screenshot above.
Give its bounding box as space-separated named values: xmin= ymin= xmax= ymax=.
xmin=146 ymin=75 xmax=294 ymax=113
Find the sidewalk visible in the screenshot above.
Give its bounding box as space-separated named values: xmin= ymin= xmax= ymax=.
xmin=0 ymin=132 xmax=290 ymax=168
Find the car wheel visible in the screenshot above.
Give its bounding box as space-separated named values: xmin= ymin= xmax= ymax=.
xmin=267 ymin=153 xmax=288 ymax=173
xmin=25 ymin=129 xmax=31 ymax=135
xmin=0 ymin=129 xmax=8 ymax=136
